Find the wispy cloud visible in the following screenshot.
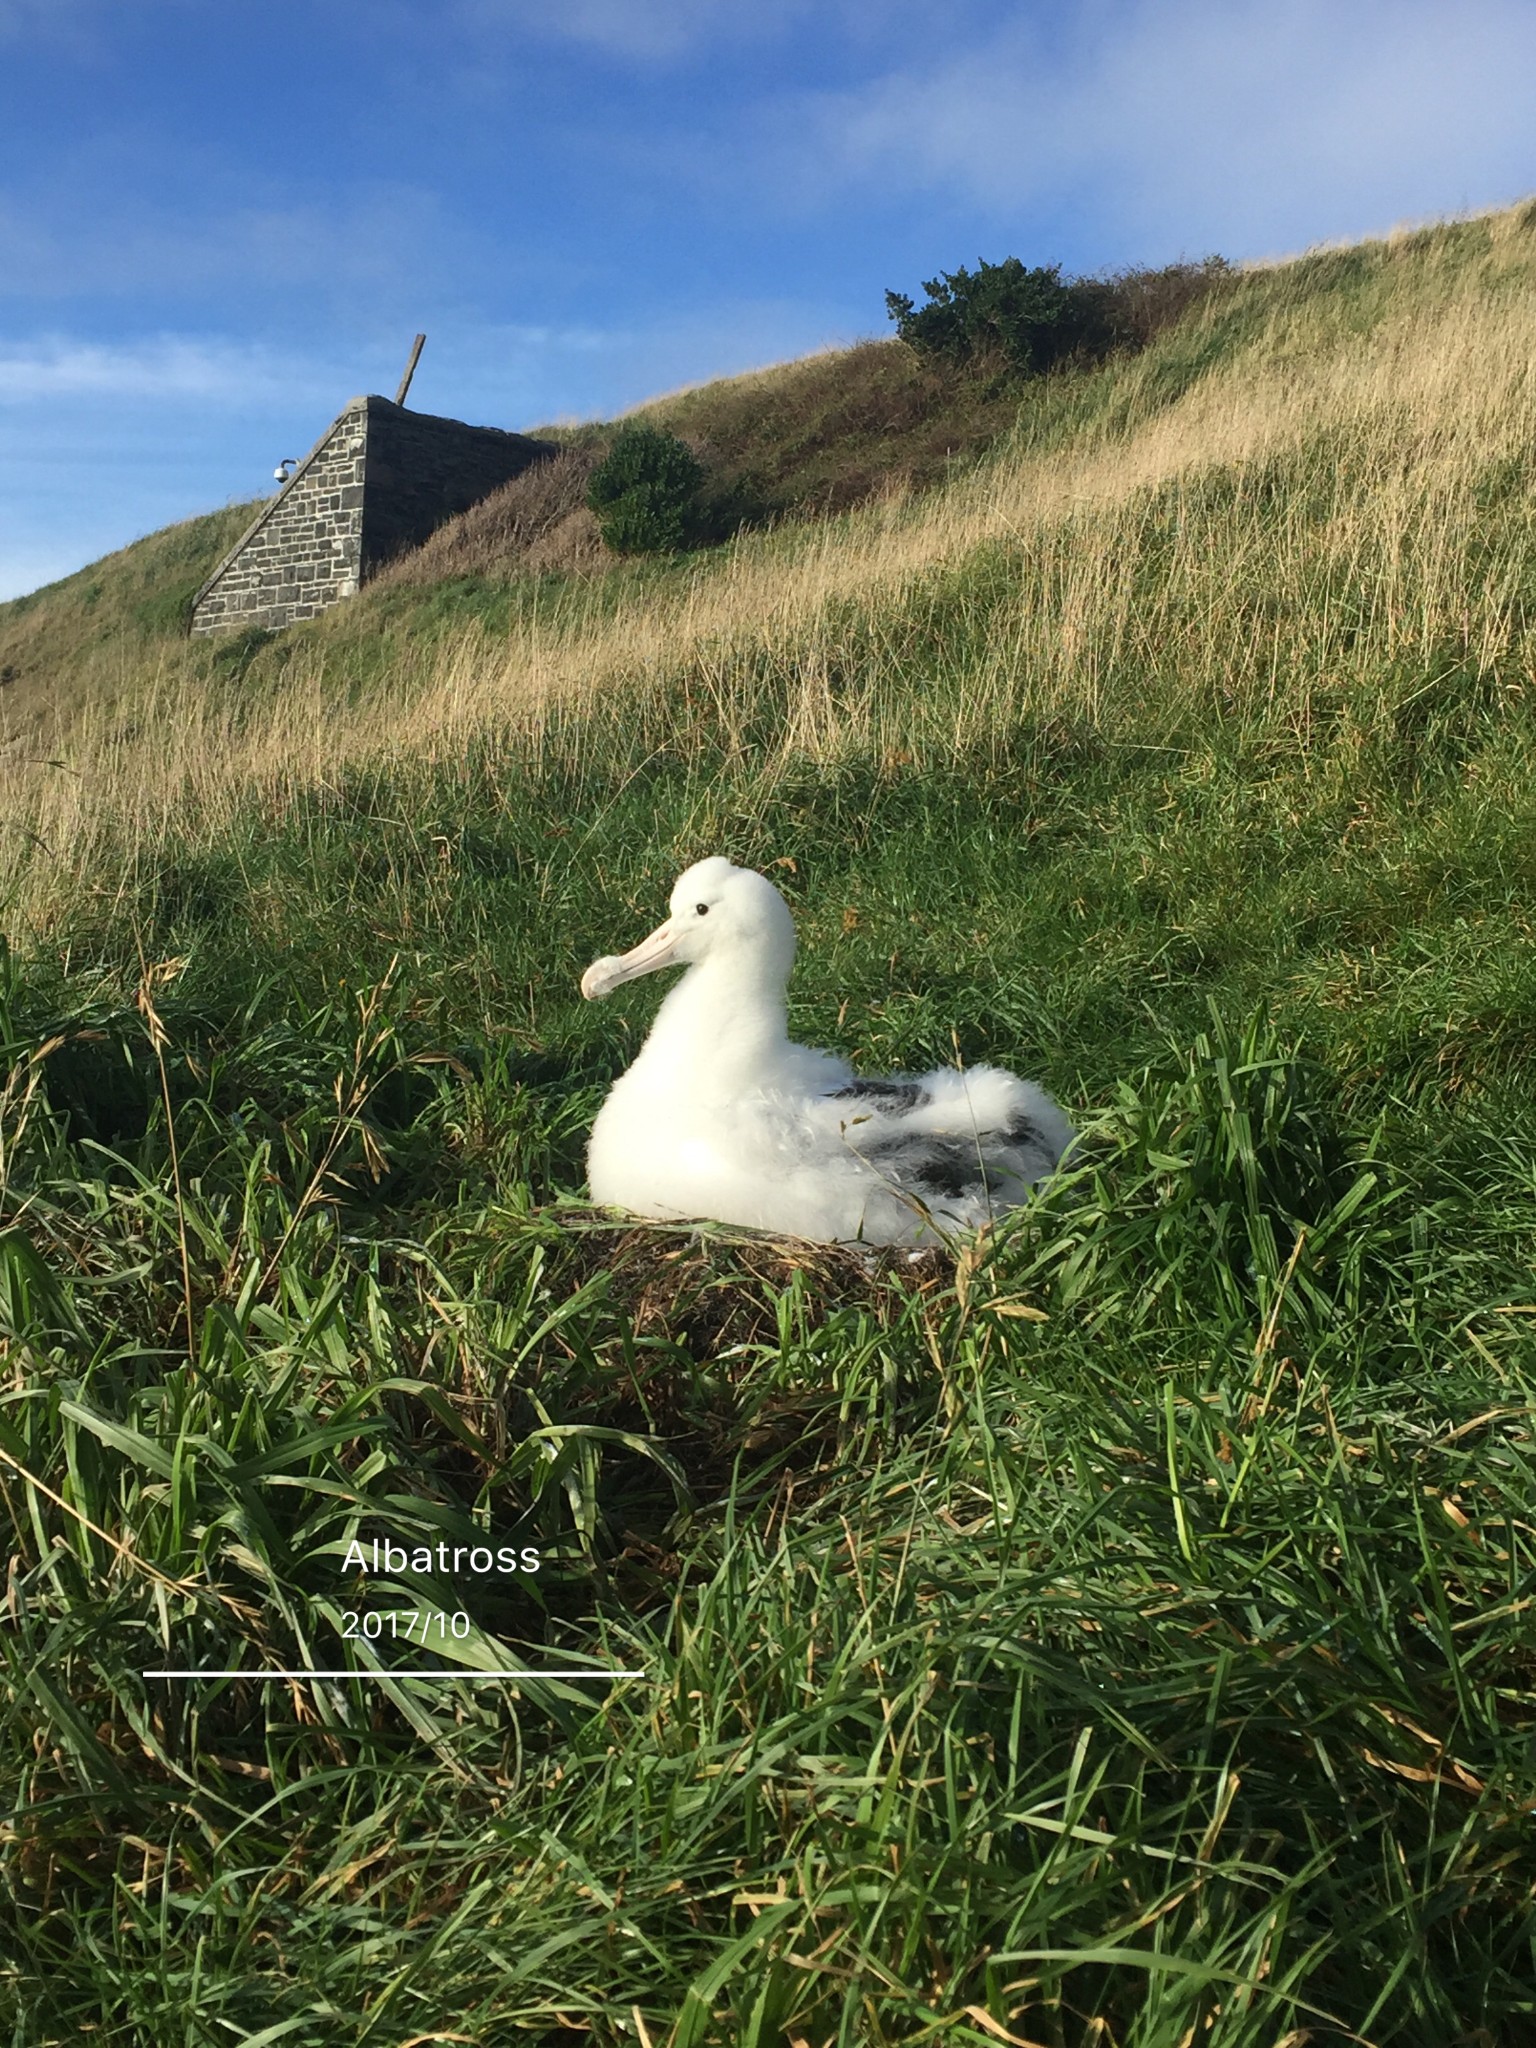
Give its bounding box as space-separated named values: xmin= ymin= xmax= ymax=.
xmin=456 ymin=0 xmax=769 ymax=60
xmin=0 ymin=334 xmax=342 ymax=406
xmin=775 ymin=0 xmax=1536 ymax=259
xmin=0 ymin=178 xmax=495 ymax=314
xmin=448 ymin=0 xmax=950 ymax=64
xmin=0 ymin=298 xmax=830 ymax=425
xmin=0 ymin=0 xmax=97 ymax=45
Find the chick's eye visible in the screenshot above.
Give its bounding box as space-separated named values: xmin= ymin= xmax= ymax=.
xmin=696 ymin=902 xmax=709 ymax=916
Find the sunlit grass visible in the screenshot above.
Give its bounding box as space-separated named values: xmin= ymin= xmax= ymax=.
xmin=5 ymin=206 xmax=1536 ymax=941
xmin=2 ymin=202 xmax=1535 ymax=2043
xmin=3 ymin=962 xmax=1533 ymax=2041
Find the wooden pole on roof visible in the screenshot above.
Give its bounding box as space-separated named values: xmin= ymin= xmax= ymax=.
xmin=394 ymin=333 xmax=426 ymax=406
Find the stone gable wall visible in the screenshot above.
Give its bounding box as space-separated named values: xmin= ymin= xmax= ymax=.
xmin=190 ymin=399 xmax=555 ymax=636
xmin=190 ymin=402 xmax=369 ymax=635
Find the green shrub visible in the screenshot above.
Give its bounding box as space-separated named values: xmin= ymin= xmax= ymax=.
xmin=586 ymin=423 xmax=704 ymax=554
xmin=885 ymin=258 xmax=1104 ymax=375
xmin=886 ymin=254 xmax=1232 ymax=378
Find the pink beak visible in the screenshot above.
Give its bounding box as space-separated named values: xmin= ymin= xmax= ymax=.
xmin=580 ymin=917 xmax=681 ymax=1000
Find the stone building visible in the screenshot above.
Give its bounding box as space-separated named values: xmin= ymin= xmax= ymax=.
xmin=190 ymin=396 xmax=555 ymax=635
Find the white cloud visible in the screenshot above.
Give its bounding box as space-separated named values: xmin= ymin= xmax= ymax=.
xmin=449 ymin=0 xmax=946 ymax=63
xmin=0 ymin=180 xmax=494 ymax=311
xmin=0 ymin=334 xmax=342 ymax=406
xmin=780 ymin=0 xmax=1536 ymax=260
xmin=0 ymin=302 xmax=822 ymax=431
xmin=0 ymin=0 xmax=94 ymax=43
xmin=458 ymin=0 xmax=764 ymax=59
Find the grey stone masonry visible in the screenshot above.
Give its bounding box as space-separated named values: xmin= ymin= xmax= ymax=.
xmin=190 ymin=397 xmax=555 ymax=635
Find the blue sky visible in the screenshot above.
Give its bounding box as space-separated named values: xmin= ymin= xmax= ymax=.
xmin=3 ymin=0 xmax=1534 ymax=599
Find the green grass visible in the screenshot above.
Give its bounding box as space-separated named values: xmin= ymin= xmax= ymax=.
xmin=3 ymin=204 xmax=1536 ymax=2042
xmin=0 ymin=501 xmax=261 ymax=739
xmin=4 ymin=741 xmax=1534 ymax=2043
xmin=623 ymin=337 xmax=1031 ymax=525
xmin=0 ymin=252 xmax=1226 ymax=744
xmin=0 ymin=337 xmax=1030 ymax=744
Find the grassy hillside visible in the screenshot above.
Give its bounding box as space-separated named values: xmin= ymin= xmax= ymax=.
xmin=2 ymin=206 xmax=1535 ymax=2044
xmin=0 ymin=255 xmax=1224 ymax=746
xmin=0 ymin=499 xmax=260 ymax=742
xmin=372 ymin=341 xmax=1038 ymax=591
xmin=0 ymin=326 xmax=1046 ymax=747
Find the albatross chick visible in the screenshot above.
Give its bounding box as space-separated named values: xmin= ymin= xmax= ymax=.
xmin=580 ymin=856 xmax=1072 ymax=1245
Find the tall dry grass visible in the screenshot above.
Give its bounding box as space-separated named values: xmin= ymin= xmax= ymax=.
xmin=5 ymin=207 xmax=1534 ymax=934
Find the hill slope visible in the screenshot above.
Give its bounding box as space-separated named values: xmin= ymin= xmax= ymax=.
xmin=0 ymin=318 xmax=1057 ymax=746
xmin=2 ymin=205 xmax=1535 ymax=2045
xmin=0 ymin=499 xmax=259 ymax=740
xmin=5 ymin=205 xmax=1535 ymax=944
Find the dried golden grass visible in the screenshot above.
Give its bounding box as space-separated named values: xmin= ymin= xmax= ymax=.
xmin=5 ymin=206 xmax=1535 ymax=932
xmin=373 ymin=447 xmax=613 ymax=588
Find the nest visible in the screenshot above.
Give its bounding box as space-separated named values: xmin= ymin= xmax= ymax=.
xmin=547 ymin=1208 xmax=953 ymax=1366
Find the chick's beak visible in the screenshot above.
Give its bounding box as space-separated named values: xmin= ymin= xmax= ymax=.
xmin=580 ymin=917 xmax=681 ymax=1000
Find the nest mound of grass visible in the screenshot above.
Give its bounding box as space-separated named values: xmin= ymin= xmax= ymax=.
xmin=533 ymin=1212 xmax=956 ymax=1489
xmin=551 ymin=1210 xmax=952 ymax=1359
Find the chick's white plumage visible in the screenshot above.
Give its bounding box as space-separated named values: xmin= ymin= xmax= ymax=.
xmin=580 ymin=856 xmax=1072 ymax=1245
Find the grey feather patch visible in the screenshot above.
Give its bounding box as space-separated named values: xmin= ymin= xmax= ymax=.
xmin=858 ymin=1133 xmax=992 ymax=1201
xmin=828 ymin=1079 xmax=929 ymax=1112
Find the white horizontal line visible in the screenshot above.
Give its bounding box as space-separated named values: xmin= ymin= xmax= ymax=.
xmin=143 ymin=1668 xmax=648 ymax=1681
